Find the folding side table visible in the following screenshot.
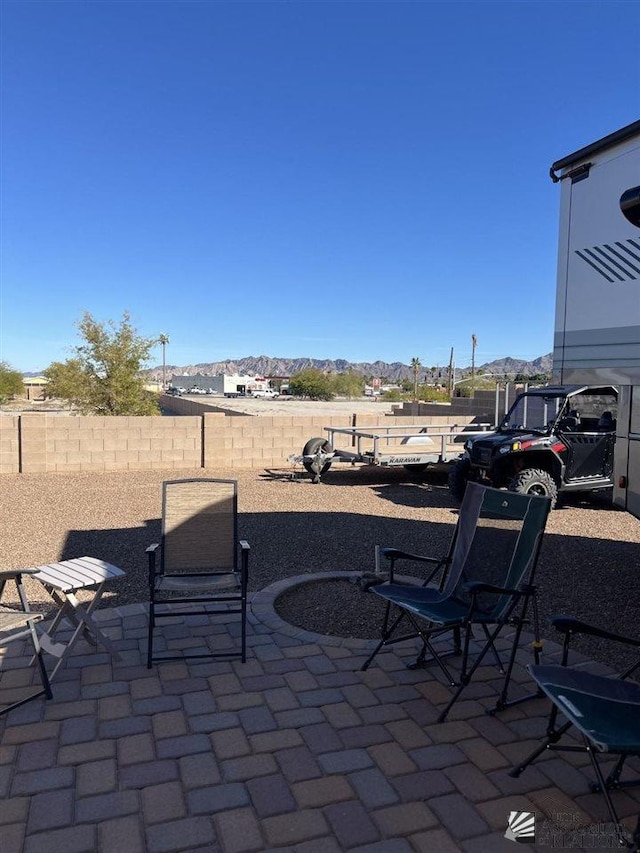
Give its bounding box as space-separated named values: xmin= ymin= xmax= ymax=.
xmin=32 ymin=556 xmax=126 ymax=679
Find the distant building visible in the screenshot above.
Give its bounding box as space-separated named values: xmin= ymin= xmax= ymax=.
xmin=170 ymin=373 xmax=271 ymax=396
xmin=22 ymin=376 xmax=48 ymax=401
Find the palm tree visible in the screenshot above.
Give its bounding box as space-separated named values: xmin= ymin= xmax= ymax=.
xmin=410 ymin=357 xmax=421 ymax=401
xmin=471 ymin=334 xmax=477 ymax=394
xmin=158 ymin=334 xmax=169 ymax=390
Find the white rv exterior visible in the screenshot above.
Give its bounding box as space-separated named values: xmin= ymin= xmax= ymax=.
xmin=552 ymin=119 xmax=640 ymax=516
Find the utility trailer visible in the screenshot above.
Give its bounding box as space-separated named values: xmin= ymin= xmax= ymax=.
xmin=290 ymin=422 xmax=491 ymax=482
xmin=552 ymin=119 xmax=640 ymax=517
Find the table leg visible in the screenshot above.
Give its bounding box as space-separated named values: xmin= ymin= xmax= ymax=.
xmin=36 ymin=583 xmax=123 ymax=680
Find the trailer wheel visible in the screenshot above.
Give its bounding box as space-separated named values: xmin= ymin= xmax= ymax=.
xmin=302 ymin=437 xmax=333 ymax=483
xmin=448 ymin=458 xmax=472 ymax=501
xmin=509 ymin=468 xmax=558 ymax=508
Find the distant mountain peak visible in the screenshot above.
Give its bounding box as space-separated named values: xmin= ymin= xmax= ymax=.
xmin=146 ymin=353 xmax=552 ymax=382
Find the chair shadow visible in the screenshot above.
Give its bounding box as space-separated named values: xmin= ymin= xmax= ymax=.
xmin=50 ymin=499 xmax=640 ymax=674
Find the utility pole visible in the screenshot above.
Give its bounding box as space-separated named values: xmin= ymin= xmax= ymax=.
xmin=471 ymin=334 xmax=477 ymax=394
xmin=447 ymin=347 xmax=454 ymax=398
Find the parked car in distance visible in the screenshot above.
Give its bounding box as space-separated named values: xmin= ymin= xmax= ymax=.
xmin=166 ymin=387 xmax=182 ymax=396
xmin=251 ymin=389 xmax=279 ymax=398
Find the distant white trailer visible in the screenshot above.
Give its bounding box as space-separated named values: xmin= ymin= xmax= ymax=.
xmin=205 ymin=374 xmax=255 ymax=397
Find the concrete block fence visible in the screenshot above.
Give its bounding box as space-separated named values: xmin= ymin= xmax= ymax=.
xmin=0 ymin=403 xmax=476 ymax=474
xmin=0 ymin=415 xmax=20 ymax=474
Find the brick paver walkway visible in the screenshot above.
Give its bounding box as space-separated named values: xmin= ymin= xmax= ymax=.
xmin=1 ymin=583 xmax=638 ymax=853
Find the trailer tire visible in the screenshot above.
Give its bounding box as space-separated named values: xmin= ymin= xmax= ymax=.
xmin=509 ymin=468 xmax=558 ymax=508
xmin=302 ymin=437 xmax=333 ymax=482
xmin=448 ymin=458 xmax=472 ymax=501
xmin=403 ymin=463 xmax=429 ymax=474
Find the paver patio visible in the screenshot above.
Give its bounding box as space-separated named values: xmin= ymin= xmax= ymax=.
xmin=1 ymin=583 xmax=638 ymax=853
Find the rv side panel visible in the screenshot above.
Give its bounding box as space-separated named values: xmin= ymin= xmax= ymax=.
xmin=553 ymin=132 xmax=640 ymax=386
xmin=553 ymin=122 xmax=640 ymax=516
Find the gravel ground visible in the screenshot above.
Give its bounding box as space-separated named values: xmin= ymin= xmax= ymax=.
xmin=1 ymin=464 xmax=639 ymax=672
xmin=176 ymin=395 xmax=402 ymax=417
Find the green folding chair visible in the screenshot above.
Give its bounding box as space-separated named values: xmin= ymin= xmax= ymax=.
xmin=511 ymin=616 xmax=640 ymax=851
xmin=362 ymin=482 xmax=551 ymax=721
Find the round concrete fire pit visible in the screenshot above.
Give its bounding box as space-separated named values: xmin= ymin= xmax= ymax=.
xmin=249 ymin=571 xmax=418 ymax=650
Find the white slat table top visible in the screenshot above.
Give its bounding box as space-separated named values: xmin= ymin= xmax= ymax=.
xmin=32 ymin=556 xmax=125 ymax=592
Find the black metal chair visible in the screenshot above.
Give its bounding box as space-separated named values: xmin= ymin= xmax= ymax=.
xmin=0 ymin=569 xmax=53 ymax=715
xmin=147 ymin=479 xmax=249 ymax=667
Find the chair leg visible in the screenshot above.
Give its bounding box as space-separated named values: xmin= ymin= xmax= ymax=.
xmin=595 ymin=755 xmax=627 ymax=791
xmin=509 ymin=718 xmax=573 ymax=778
xmin=489 ymin=592 xmax=541 ymax=715
xmin=360 ymin=607 xmax=407 ymax=671
xmin=30 ymin=621 xmax=53 ymax=702
xmin=147 ymin=601 xmax=155 ymax=669
xmin=241 ymin=596 xmax=247 ymax=664
xmin=438 ymin=620 xmax=508 ymax=723
xmin=584 ymin=738 xmax=632 ymax=849
xmin=406 ymin=631 xmax=458 ymax=686
xmin=632 ymin=814 xmax=640 ymax=853
xmin=1 ymin=620 xmax=53 ymax=718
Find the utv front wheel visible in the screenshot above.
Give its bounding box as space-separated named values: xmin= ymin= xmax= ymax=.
xmin=448 ymin=458 xmax=472 ymax=501
xmin=509 ymin=468 xmax=558 ymax=508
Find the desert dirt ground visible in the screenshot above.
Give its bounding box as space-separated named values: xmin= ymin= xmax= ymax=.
xmin=1 ymin=462 xmax=639 ymax=672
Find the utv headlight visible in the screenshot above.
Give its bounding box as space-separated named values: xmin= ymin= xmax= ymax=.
xmin=464 ymin=439 xmax=473 ymax=452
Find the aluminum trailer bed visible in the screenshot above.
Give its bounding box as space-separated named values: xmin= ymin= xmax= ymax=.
xmin=290 ymin=423 xmax=492 ymax=482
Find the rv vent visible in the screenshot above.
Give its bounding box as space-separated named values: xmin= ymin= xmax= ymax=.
xmin=575 ymin=239 xmax=640 ymax=282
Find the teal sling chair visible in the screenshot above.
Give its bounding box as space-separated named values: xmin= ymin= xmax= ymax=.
xmin=361 ymin=481 xmax=551 ymax=722
xmin=510 ymin=615 xmax=640 ymax=851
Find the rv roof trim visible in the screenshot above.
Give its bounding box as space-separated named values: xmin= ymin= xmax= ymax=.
xmin=552 ymin=120 xmax=640 ymax=173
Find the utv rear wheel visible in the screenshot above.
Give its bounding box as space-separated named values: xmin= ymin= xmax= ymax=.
xmin=448 ymin=458 xmax=472 ymax=501
xmin=302 ymin=437 xmax=333 ymax=482
xmin=509 ymin=468 xmax=558 ymax=508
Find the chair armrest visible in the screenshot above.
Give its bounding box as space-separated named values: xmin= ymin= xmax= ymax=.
xmin=146 ymin=543 xmax=160 ymax=586
xmin=550 ymin=614 xmax=640 ymax=674
xmin=464 ymin=581 xmax=520 ymax=597
xmin=0 ymin=567 xmax=41 ymax=579
xmin=239 ymin=541 xmax=249 ymax=591
xmin=549 ymin=615 xmax=640 ymax=648
xmin=0 ymin=568 xmax=39 ymax=612
xmin=380 ymin=548 xmax=447 ymax=585
xmin=380 ymin=548 xmax=441 ymax=565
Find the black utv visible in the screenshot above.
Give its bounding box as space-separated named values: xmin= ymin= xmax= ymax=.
xmin=448 ymin=385 xmax=617 ymax=508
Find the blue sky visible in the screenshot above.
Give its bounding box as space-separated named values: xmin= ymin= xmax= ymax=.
xmin=1 ymin=1 xmax=639 ymax=373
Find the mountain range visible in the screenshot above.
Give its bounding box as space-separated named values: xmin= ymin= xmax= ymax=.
xmin=145 ymin=354 xmax=553 ymax=383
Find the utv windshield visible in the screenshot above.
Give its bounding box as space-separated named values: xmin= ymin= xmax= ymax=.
xmin=499 ymin=394 xmax=567 ymax=434
xmin=500 ymin=390 xmax=618 ymax=434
